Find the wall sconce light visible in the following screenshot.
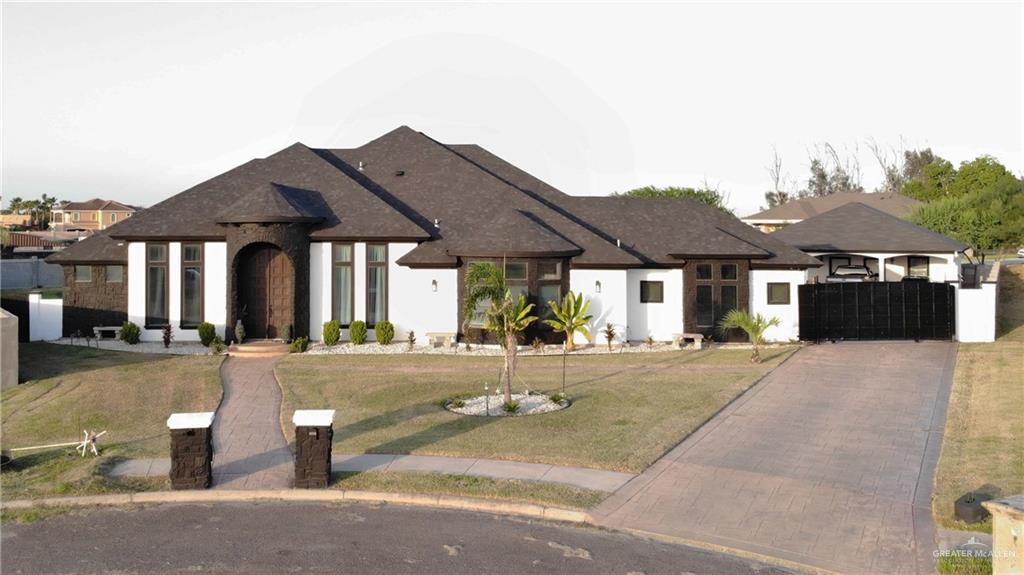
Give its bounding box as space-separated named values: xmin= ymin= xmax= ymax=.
xmin=431 ymin=279 xmax=438 ymax=292
xmin=595 ymin=280 xmax=602 ymax=294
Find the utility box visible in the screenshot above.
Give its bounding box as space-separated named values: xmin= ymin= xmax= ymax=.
xmin=167 ymin=412 xmax=215 ymax=490
xmin=293 ymin=409 xmax=335 ymax=488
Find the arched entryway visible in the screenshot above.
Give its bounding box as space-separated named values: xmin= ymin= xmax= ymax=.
xmin=237 ymin=242 xmax=294 ymax=339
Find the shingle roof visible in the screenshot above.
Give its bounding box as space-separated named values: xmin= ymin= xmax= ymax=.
xmin=60 ymin=198 xmax=136 ymax=212
xmin=46 ymin=228 xmax=127 ymax=264
xmin=742 ymin=191 xmax=921 ymax=222
xmin=772 ymin=202 xmax=967 ymax=253
xmin=51 ymin=126 xmax=822 ymax=269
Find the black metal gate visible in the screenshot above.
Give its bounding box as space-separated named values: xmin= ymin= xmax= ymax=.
xmin=798 ymin=282 xmax=955 ymax=341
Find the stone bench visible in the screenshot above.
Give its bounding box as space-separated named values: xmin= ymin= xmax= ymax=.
xmin=425 ymin=332 xmax=457 ymax=349
xmin=672 ymin=332 xmax=704 ymax=350
xmin=93 ymin=326 xmax=123 ymax=339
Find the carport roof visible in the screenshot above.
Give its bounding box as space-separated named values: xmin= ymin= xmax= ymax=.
xmin=772 ymin=202 xmax=968 ymax=253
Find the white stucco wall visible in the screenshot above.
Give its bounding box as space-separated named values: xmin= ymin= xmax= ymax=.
xmin=569 ymin=269 xmax=628 ymax=346
xmin=956 ymin=282 xmax=998 ymax=342
xmin=308 ymin=242 xmax=332 ymax=341
xmin=126 ymin=242 xmax=149 ymax=338
xmin=388 ymin=243 xmax=458 ymax=341
xmin=749 ymin=269 xmax=803 ymax=342
xmin=204 ymin=242 xmax=228 ymax=339
xmin=625 ymin=268 xmax=683 ymax=341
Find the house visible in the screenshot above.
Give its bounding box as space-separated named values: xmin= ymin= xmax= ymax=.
xmin=46 ymin=126 xmax=821 ymax=344
xmin=772 ymin=202 xmax=967 ymax=284
xmin=741 ymin=191 xmax=921 ymax=233
xmin=50 ymin=199 xmax=137 ymax=232
xmin=0 ymin=213 xmax=33 ymax=228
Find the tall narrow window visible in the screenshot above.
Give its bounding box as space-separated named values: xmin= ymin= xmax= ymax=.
xmin=366 ymin=244 xmax=387 ymax=327
xmin=696 ymin=285 xmax=714 ymax=327
xmin=146 ymin=243 xmax=168 ymax=326
xmin=181 ymin=244 xmax=203 ymax=328
xmin=332 ymin=243 xmax=353 ymax=326
xmin=537 ymin=261 xmax=562 ymax=320
xmin=720 ymin=285 xmax=738 ymax=322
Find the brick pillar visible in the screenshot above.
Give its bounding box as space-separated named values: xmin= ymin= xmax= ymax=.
xmin=293 ymin=409 xmax=335 ymax=489
xmin=167 ymin=412 xmax=215 ymax=490
xmin=982 ymin=495 xmax=1024 ymax=575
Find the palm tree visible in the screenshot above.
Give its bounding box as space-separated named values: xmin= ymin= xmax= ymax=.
xmin=463 ymin=262 xmax=538 ymax=403
xmin=718 ymin=309 xmax=781 ymax=363
xmin=543 ymin=291 xmax=593 ymax=352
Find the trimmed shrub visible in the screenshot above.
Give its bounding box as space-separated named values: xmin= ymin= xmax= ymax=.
xmin=197 ymin=322 xmax=216 ymax=347
xmin=350 ymin=320 xmax=368 ymax=345
xmin=234 ymin=320 xmax=246 ymax=344
xmin=162 ymin=324 xmax=173 ymax=349
xmin=375 ymin=320 xmax=395 ymax=345
xmin=407 ymin=330 xmax=416 ymax=350
xmin=289 ymin=336 xmax=309 ymax=353
xmin=322 ymin=320 xmax=341 ymax=346
xmin=119 ymin=321 xmax=141 ymax=345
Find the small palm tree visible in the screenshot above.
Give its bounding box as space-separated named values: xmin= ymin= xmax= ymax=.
xmin=543 ymin=291 xmax=593 ymax=352
xmin=718 ymin=309 xmax=781 ymax=363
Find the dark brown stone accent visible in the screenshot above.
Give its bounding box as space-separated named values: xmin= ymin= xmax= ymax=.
xmin=294 ymin=425 xmax=333 ymax=488
xmin=683 ymin=259 xmax=750 ymax=341
xmin=456 ymin=257 xmax=570 ymax=345
xmin=169 ymin=427 xmax=213 ymax=489
xmin=60 ymin=265 xmax=128 ymax=337
xmin=223 ymin=223 xmax=311 ymax=341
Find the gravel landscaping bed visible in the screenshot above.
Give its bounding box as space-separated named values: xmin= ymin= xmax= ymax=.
xmin=48 ymin=338 xmax=213 ymax=355
xmin=446 ymin=393 xmax=568 ymax=417
xmin=306 ymin=341 xmax=688 ymax=356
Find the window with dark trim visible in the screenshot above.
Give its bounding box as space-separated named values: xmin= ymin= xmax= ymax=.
xmin=767 ymin=282 xmax=791 ymax=305
xmin=829 ymin=256 xmax=851 ymax=275
xmin=332 ymin=243 xmax=354 ymax=326
xmin=366 ymin=244 xmax=387 ymax=327
xmin=695 ymin=264 xmax=712 ymax=280
xmin=181 ymin=243 xmax=203 ymax=328
xmin=720 ymin=264 xmax=738 ymax=281
xmin=537 ymin=262 xmax=561 ymax=320
xmin=696 ymin=285 xmax=714 ymax=327
xmin=74 ymin=265 xmax=92 ymax=283
xmin=106 ymin=265 xmax=123 ymax=283
xmin=640 ymin=280 xmax=664 ymax=303
xmin=908 ymin=256 xmax=929 ymax=278
xmin=720 ymin=285 xmax=738 ymax=318
xmin=146 ymin=243 xmax=168 ymax=327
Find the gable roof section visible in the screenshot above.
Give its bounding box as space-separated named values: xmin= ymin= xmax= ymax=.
xmin=60 ymin=198 xmax=136 ymax=212
xmin=216 ymin=182 xmax=327 ymax=224
xmin=743 ymin=191 xmax=921 ymax=222
xmin=46 ymin=228 xmax=127 ymax=264
xmin=772 ymin=202 xmax=967 ymax=253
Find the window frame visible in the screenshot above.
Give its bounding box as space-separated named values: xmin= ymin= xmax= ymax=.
xmin=766 ymin=282 xmax=791 ymax=305
xmin=695 ymin=263 xmax=712 ymax=280
xmin=74 ymin=265 xmax=92 ymax=283
xmin=180 ymin=243 xmax=203 ymax=329
xmin=829 ymin=256 xmax=851 ymax=275
xmin=105 ymin=265 xmax=124 ymax=284
xmin=365 ymin=243 xmax=388 ymax=328
xmin=331 ymin=243 xmax=355 ymax=327
xmin=907 ymin=256 xmax=930 ymax=279
xmin=696 ymin=284 xmax=714 ymax=327
xmin=720 ymin=263 xmax=738 ymax=281
xmin=639 ymin=280 xmax=664 ymax=303
xmin=145 ymin=242 xmax=169 ymax=328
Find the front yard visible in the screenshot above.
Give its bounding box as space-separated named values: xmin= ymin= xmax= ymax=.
xmin=276 ymin=346 xmax=796 ymax=473
xmin=1 ymin=343 xmax=222 ymax=499
xmin=932 ymin=264 xmax=1024 ymax=533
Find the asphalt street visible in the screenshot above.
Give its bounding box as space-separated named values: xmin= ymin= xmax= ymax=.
xmin=1 ymin=502 xmax=792 ymax=574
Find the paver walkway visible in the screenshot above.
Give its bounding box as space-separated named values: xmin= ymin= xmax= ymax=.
xmin=210 ymin=354 xmax=292 ymax=489
xmin=592 ymin=341 xmax=958 ymax=575
xmin=110 ymin=454 xmax=634 ymax=493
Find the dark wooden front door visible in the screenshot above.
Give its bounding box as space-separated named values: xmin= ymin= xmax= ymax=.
xmin=238 ymin=244 xmax=294 ymax=339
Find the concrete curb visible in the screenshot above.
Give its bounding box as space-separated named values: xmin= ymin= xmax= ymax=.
xmin=0 ymin=489 xmax=589 ymax=524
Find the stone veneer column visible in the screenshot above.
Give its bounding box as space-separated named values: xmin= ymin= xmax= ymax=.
xmin=167 ymin=412 xmax=215 ymax=490
xmin=982 ymin=495 xmax=1024 ymax=575
xmin=293 ymin=409 xmax=335 ymax=488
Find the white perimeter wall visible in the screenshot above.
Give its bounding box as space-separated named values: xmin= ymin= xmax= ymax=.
xmin=955 ymin=282 xmax=998 ymax=342
xmin=625 ymin=269 xmax=683 ymax=341
xmin=569 ymin=269 xmax=628 ymax=345
xmin=127 ymin=241 xmax=228 ymax=342
xmin=749 ymin=269 xmax=803 ymax=342
xmin=309 ymin=242 xmax=458 ymax=341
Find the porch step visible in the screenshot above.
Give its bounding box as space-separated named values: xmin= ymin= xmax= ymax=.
xmin=228 ymin=341 xmax=291 ymax=357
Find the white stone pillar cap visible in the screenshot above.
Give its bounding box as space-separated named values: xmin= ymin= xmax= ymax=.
xmin=293 ymin=409 xmax=336 ymax=426
xmin=167 ymin=412 xmax=216 ymax=430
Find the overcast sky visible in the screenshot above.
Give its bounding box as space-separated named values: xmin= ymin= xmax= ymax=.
xmin=2 ymin=2 xmax=1021 ymax=217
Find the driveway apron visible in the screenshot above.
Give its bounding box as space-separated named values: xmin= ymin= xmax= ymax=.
xmin=593 ymin=341 xmax=958 ymax=575
xmin=212 ymin=354 xmax=293 ymax=489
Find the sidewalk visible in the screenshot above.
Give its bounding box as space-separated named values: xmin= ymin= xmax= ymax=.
xmin=109 ymin=453 xmax=635 ymax=493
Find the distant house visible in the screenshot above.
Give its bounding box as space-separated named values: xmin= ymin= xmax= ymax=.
xmin=741 ymin=192 xmax=921 ymax=233
xmin=0 ymin=213 xmax=32 ymax=228
xmin=50 ymin=199 xmax=138 ymax=232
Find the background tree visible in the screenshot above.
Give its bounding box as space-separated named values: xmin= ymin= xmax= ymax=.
xmin=763 ymin=146 xmax=793 ymax=208
xmin=613 ymin=184 xmax=732 ymax=213
xmin=802 ymin=143 xmax=864 ymax=197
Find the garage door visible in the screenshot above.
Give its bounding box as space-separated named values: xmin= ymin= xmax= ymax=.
xmin=798 ymin=282 xmax=955 ymax=341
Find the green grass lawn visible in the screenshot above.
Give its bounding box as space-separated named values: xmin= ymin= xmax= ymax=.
xmin=932 ymin=264 xmax=1024 ymax=533
xmin=276 ymin=346 xmax=795 ymax=473
xmin=1 ymin=343 xmax=222 ymax=500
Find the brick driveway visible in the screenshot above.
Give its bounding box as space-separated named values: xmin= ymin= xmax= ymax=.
xmin=592 ymin=342 xmax=957 ymax=575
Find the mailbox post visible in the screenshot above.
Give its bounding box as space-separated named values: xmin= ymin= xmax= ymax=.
xmin=293 ymin=409 xmax=335 ymax=488
xmin=166 ymin=412 xmax=215 ymax=489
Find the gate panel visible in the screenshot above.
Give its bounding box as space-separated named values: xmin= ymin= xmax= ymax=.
xmin=798 ymin=281 xmax=954 ymax=341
